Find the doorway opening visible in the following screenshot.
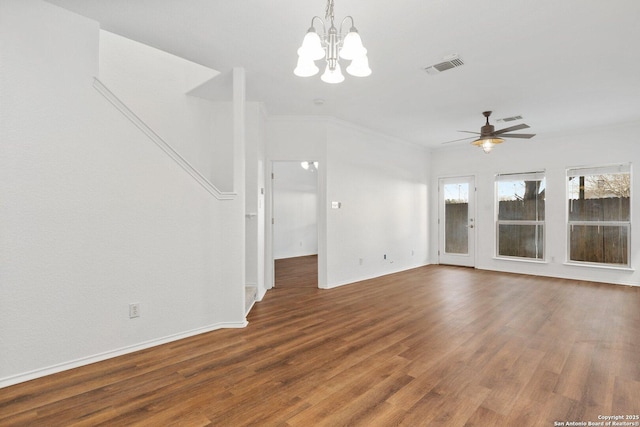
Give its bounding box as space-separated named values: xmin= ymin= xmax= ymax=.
xmin=272 ymin=161 xmax=319 ymax=288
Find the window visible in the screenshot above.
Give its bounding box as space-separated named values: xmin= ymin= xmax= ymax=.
xmin=567 ymin=164 xmax=631 ymax=267
xmin=496 ymin=172 xmax=545 ymax=260
xmin=444 ymin=182 xmax=469 ymax=254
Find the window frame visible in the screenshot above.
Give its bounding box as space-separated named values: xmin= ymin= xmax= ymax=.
xmin=494 ymin=171 xmax=546 ymax=261
xmin=566 ymin=164 xmax=632 ymax=268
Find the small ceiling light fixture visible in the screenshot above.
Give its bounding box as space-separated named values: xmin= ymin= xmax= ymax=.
xmin=294 ymin=0 xmax=371 ymax=83
xmin=301 ymin=161 xmax=319 ymax=171
xmin=472 ymin=136 xmax=504 ymax=154
xmin=471 ymin=111 xmax=507 ymax=154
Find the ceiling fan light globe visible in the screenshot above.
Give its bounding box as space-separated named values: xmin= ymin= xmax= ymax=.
xmin=482 ymin=141 xmax=494 ymax=153
xmin=299 ymin=30 xmax=325 ymax=60
xmin=471 ymin=137 xmax=504 ymax=147
xmin=339 ymin=31 xmax=366 ymax=60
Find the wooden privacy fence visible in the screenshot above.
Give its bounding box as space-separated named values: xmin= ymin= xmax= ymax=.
xmin=568 ymin=197 xmax=629 ymax=264
xmin=445 ymin=197 xmax=629 ymax=263
xmin=569 ymin=225 xmax=627 ymax=264
xmin=444 ymin=203 xmax=468 ymax=254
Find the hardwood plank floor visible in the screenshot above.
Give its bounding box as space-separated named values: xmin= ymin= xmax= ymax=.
xmin=1 ymin=266 xmax=639 ymax=426
xmin=275 ymin=255 xmax=318 ymax=288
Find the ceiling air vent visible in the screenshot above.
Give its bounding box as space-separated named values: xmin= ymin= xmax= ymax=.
xmin=496 ymin=115 xmax=523 ymax=123
xmin=424 ymin=54 xmax=464 ymax=75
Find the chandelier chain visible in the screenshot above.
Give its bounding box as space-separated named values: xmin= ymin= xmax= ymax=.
xmin=325 ymin=0 xmax=335 ymax=22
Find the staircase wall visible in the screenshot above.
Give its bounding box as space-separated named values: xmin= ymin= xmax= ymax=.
xmin=0 ymin=0 xmax=245 ymax=387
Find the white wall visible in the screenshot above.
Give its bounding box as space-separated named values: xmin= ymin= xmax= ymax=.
xmin=325 ymin=121 xmax=430 ymax=287
xmin=273 ymin=162 xmax=319 ymax=259
xmin=430 ymin=120 xmax=640 ymax=286
xmin=245 ymin=102 xmax=267 ymax=299
xmin=0 ymin=1 xmax=245 ymax=387
xmin=98 ymin=31 xmax=235 ymax=192
xmin=266 ymin=117 xmax=430 ymax=289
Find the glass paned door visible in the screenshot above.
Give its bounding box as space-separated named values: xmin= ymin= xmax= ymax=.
xmin=439 ymin=176 xmax=475 ymax=267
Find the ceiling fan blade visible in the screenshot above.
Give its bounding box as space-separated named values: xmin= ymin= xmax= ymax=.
xmin=441 ymin=136 xmax=476 ymax=144
xmin=499 ymin=133 xmax=536 ymax=139
xmin=457 ymin=130 xmax=480 ymax=135
xmin=494 ymin=123 xmax=530 ymax=134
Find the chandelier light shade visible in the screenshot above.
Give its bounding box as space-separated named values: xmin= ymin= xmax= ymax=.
xmin=321 ymin=62 xmax=345 ymax=83
xmin=299 ymin=31 xmax=325 ymax=60
xmin=294 ymin=55 xmax=320 ymax=77
xmin=294 ymin=0 xmax=371 ymax=83
xmin=346 ymin=51 xmax=371 ymax=77
xmin=339 ymin=31 xmax=366 ymax=60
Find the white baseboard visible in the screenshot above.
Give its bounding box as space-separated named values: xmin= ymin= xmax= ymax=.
xmin=256 ymin=286 xmax=267 ymax=301
xmin=245 ymin=282 xmax=267 ymax=302
xmin=245 ymin=300 xmax=256 ymax=316
xmin=324 ymin=263 xmax=431 ymax=289
xmin=0 ymin=320 xmax=247 ymax=389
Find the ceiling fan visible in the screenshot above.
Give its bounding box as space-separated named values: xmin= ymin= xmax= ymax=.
xmin=443 ymin=111 xmax=536 ymax=153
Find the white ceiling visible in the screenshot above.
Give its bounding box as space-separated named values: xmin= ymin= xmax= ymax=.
xmin=47 ymin=0 xmax=640 ymax=149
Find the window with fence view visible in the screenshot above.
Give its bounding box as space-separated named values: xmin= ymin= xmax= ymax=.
xmin=496 ymin=172 xmax=545 ymax=260
xmin=567 ymin=165 xmax=631 ymax=266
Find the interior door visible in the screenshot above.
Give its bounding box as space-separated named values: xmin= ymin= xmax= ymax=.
xmin=438 ymin=176 xmax=476 ymax=267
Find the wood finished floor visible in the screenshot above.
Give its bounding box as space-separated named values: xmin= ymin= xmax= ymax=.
xmin=275 ymin=255 xmax=318 ymax=288
xmin=1 ymin=265 xmax=639 ymax=426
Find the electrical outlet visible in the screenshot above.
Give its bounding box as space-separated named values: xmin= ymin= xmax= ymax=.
xmin=129 ymin=303 xmax=140 ymax=318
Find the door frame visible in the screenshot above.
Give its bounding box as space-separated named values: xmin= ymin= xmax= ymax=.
xmin=438 ymin=175 xmax=476 ymax=267
xmin=267 ymin=160 xmax=322 ymax=288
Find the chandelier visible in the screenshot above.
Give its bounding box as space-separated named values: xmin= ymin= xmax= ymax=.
xmin=294 ymin=0 xmax=371 ymax=83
